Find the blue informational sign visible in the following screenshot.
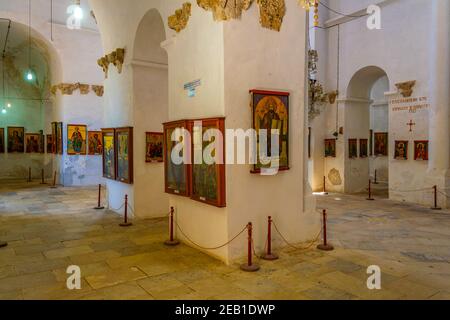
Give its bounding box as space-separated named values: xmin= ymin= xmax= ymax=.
xmin=184 ymin=79 xmax=201 ymax=97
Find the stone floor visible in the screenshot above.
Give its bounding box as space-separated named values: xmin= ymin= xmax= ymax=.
xmin=0 ymin=182 xmax=449 ymax=300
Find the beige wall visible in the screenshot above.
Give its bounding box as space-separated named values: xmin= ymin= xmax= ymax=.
xmin=90 ymin=0 xmax=318 ymax=263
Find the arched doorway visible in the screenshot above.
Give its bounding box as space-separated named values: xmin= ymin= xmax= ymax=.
xmin=344 ymin=66 xmax=390 ymax=196
xmin=132 ymin=9 xmax=169 ymax=218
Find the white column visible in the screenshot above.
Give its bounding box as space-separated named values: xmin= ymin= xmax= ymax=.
xmin=429 ymin=0 xmax=450 ymax=173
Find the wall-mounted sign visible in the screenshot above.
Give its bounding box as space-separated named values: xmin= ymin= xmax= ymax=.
xmin=391 ymin=96 xmax=430 ymax=114
xmin=184 ymin=79 xmax=201 ymax=98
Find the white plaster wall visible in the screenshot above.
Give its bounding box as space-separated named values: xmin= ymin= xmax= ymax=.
xmin=50 ymin=24 xmax=104 ymax=187
xmin=89 ymin=0 xmax=317 ymax=263
xmin=370 ymin=76 xmax=389 ymax=183
xmin=133 ymin=65 xmax=169 ymax=218
xmin=344 ymin=100 xmax=370 ymax=193
xmin=223 ymin=1 xmax=318 ymax=261
xmin=163 ymin=5 xmax=228 ymax=262
xmin=316 ymin=0 xmax=440 ymax=206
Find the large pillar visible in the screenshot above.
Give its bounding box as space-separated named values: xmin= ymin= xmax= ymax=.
xmin=428 ymin=0 xmax=450 ymax=207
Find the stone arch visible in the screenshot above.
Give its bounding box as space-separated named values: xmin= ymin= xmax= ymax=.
xmin=347 ymin=66 xmax=389 ymax=100
xmin=344 ymin=66 xmax=390 ymax=194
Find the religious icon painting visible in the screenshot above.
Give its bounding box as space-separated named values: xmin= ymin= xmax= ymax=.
xmin=67 ymin=125 xmax=87 ymax=155
xmin=414 ymin=141 xmax=429 ymax=161
xmin=0 ymin=128 xmax=4 ymax=153
xmin=46 ymin=135 xmax=54 ymax=154
xmin=146 ymin=132 xmax=164 ymax=163
xmin=56 ymin=122 xmax=64 ymax=155
xmin=115 ymin=127 xmax=134 ymax=184
xmin=51 ymin=122 xmax=57 ymax=154
xmin=324 ymin=139 xmax=336 ymax=158
xmin=102 ymin=128 xmax=116 ymax=180
xmin=164 ymin=120 xmax=190 ymax=197
xmin=25 ymin=133 xmax=41 ymax=154
xmin=360 ymin=139 xmax=368 ymax=158
xmin=250 ymin=89 xmax=289 ymax=174
xmin=394 ymin=141 xmax=409 ymax=160
xmin=7 ymin=127 xmax=25 ymax=153
xmin=374 ymin=132 xmax=388 ymax=156
xmin=189 ymin=118 xmax=226 ymax=208
xmin=348 ymin=139 xmax=358 ymax=159
xmin=88 ymin=131 xmax=103 ymax=155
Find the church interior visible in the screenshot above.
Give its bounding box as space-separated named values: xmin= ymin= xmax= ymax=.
xmin=0 ymin=0 xmax=449 ymax=301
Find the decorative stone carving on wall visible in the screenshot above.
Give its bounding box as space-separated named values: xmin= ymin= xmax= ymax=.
xmin=97 ymin=48 xmax=126 ymax=79
xmin=328 ymin=168 xmax=342 ymax=186
xmin=327 ymin=90 xmax=339 ymax=104
xmin=108 ymin=48 xmax=125 ymax=74
xmin=256 ymin=0 xmax=286 ymax=31
xmin=51 ymin=83 xmax=103 ymax=96
xmin=97 ymin=56 xmax=109 ymax=78
xmin=395 ymin=81 xmax=416 ymax=98
xmin=91 ymin=85 xmax=104 ymax=97
xmin=197 ymin=0 xmax=253 ymax=21
xmin=169 ymin=2 xmax=192 ymax=33
xmin=59 ymin=83 xmax=78 ymax=95
xmin=78 ymin=83 xmax=90 ymax=95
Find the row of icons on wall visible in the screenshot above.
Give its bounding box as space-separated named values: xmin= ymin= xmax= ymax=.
xmin=324 ymin=137 xmax=429 ymax=161
xmin=0 ymin=125 xmax=103 ymax=155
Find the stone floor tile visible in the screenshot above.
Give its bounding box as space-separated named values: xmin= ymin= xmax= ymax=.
xmin=85 ymin=266 xmax=147 ymax=290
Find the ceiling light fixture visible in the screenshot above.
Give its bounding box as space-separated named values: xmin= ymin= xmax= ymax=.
xmin=73 ymin=0 xmax=84 ymax=20
xmin=26 ymin=0 xmax=34 ymax=82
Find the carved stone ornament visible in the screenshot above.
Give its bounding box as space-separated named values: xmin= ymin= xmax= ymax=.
xmin=98 ymin=48 xmax=125 ymax=78
xmin=197 ymin=0 xmax=253 ymax=21
xmin=59 ymin=83 xmax=78 ymax=95
xmin=169 ymin=2 xmax=192 ymax=33
xmin=97 ymin=56 xmax=109 ymax=78
xmin=395 ymin=81 xmax=416 ymax=98
xmin=327 ymin=90 xmax=339 ymax=104
xmin=51 ymin=83 xmax=102 ymax=96
xmin=51 ymin=85 xmax=58 ymax=95
xmin=91 ymin=85 xmax=104 ymax=97
xmin=78 ymin=83 xmax=90 ymax=95
xmin=256 ymin=0 xmax=286 ymax=31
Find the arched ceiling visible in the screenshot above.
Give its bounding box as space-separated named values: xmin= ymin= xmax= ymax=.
xmin=0 ymin=20 xmax=52 ymax=99
xmin=347 ymin=66 xmax=389 ymax=100
xmin=133 ymin=9 xmax=167 ymax=65
xmin=0 ymin=0 xmax=98 ymax=31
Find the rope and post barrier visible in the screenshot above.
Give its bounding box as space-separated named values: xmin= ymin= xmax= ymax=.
xmin=323 ymin=176 xmax=329 ymax=195
xmin=165 ymin=207 xmax=180 ymax=246
xmin=94 ymin=184 xmax=105 ymax=210
xmin=119 ymin=195 xmax=133 ymax=227
xmin=240 ymin=222 xmax=260 ymax=272
xmin=317 ymin=209 xmax=334 ymax=251
xmin=262 ymin=216 xmax=278 ymax=261
xmin=366 ymin=179 xmax=375 ymax=201
xmin=373 ymin=170 xmax=379 ymax=185
xmin=49 ymin=171 xmax=58 ymax=189
xmin=27 ymin=167 xmax=32 ymax=183
xmin=40 ymin=169 xmax=47 ymax=185
xmin=431 ymin=185 xmax=442 ymax=210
